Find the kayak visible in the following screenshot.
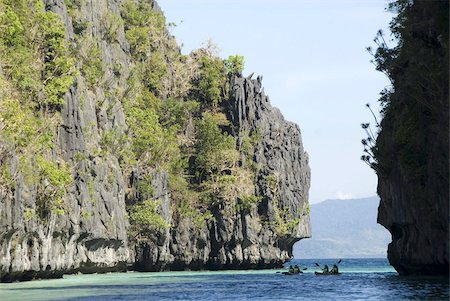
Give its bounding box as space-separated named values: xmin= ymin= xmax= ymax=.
xmin=281 ymin=271 xmax=303 ymax=275
xmin=315 ymin=272 xmax=341 ymax=276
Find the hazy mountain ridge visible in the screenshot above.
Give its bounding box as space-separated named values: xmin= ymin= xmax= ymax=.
xmin=295 ymin=196 xmax=390 ymax=259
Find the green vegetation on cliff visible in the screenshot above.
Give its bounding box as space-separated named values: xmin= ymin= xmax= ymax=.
xmin=365 ymin=0 xmax=448 ymax=189
xmin=0 ymin=0 xmax=300 ymax=245
xmin=114 ymin=2 xmax=265 ymax=240
xmin=365 ymin=0 xmax=448 ymax=276
xmin=0 ymin=0 xmax=74 ymax=108
xmin=0 ymin=0 xmax=74 ymax=218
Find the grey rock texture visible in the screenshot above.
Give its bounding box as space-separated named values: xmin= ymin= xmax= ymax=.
xmin=375 ymin=1 xmax=449 ymax=276
xmin=229 ymin=74 xmax=311 ymax=254
xmin=0 ymin=0 xmax=311 ymax=281
xmin=377 ymin=130 xmax=449 ymax=275
xmin=131 ymin=75 xmax=311 ymax=271
xmin=0 ymin=0 xmax=131 ymax=282
xmin=377 ymin=135 xmax=449 ymax=275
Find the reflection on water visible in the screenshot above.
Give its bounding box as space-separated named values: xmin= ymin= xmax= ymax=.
xmin=0 ymin=259 xmax=448 ymax=301
xmin=379 ymin=275 xmax=449 ymax=300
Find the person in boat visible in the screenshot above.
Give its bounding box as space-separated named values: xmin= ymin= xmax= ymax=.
xmin=293 ymin=265 xmax=301 ymax=274
xmin=288 ymin=265 xmax=295 ymax=274
xmin=322 ymin=265 xmax=329 ymax=274
xmin=330 ymin=264 xmax=339 ymax=274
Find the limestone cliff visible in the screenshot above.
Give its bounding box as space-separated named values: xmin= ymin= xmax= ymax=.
xmin=0 ymin=0 xmax=310 ymax=281
xmin=131 ymin=75 xmax=311 ymax=271
xmin=372 ymin=0 xmax=449 ymax=275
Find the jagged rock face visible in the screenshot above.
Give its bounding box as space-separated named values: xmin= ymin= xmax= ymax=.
xmin=0 ymin=0 xmax=132 ymax=282
xmin=375 ymin=1 xmax=449 ymax=276
xmin=377 ymin=122 xmax=449 ymax=275
xmin=132 ymin=76 xmax=311 ymax=271
xmin=0 ymin=0 xmax=311 ymax=281
xmin=229 ymin=75 xmax=311 ymax=251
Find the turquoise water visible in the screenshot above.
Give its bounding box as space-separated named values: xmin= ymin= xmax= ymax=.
xmin=0 ymin=258 xmax=448 ymax=300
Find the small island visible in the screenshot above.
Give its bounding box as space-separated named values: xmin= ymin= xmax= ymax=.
xmin=0 ymin=0 xmax=310 ymax=282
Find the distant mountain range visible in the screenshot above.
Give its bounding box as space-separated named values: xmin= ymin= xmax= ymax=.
xmin=294 ymin=196 xmax=391 ymax=259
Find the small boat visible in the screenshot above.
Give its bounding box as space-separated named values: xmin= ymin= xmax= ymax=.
xmin=281 ymin=271 xmax=303 ymax=275
xmin=315 ymin=272 xmax=341 ymax=276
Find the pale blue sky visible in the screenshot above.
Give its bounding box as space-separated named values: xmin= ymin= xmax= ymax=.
xmin=158 ymin=0 xmax=393 ymax=204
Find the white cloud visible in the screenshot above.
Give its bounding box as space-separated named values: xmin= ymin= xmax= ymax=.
xmin=335 ymin=191 xmax=354 ymax=200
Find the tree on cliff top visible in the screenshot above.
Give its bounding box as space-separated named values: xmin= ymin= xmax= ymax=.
xmin=224 ymin=55 xmax=245 ymax=76
xmin=364 ymin=0 xmax=448 ymax=184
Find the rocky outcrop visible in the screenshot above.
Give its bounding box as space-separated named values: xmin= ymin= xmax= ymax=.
xmin=0 ymin=0 xmax=132 ymax=282
xmin=131 ymin=75 xmax=311 ymax=271
xmin=229 ymin=74 xmax=311 ymax=257
xmin=375 ymin=0 xmax=449 ymax=276
xmin=0 ymin=0 xmax=311 ymax=281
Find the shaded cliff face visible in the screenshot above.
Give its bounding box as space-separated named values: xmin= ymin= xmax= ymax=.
xmin=374 ymin=0 xmax=449 ymax=275
xmin=0 ymin=0 xmax=310 ymax=281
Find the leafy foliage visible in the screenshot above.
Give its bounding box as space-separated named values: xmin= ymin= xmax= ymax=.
xmin=224 ymin=55 xmax=245 ymax=76
xmin=0 ymin=0 xmax=74 ymax=108
xmin=36 ymin=3 xmax=75 ymax=107
xmin=36 ymin=156 xmax=72 ymax=188
xmin=121 ymin=0 xmax=164 ymax=29
xmin=0 ymin=2 xmax=39 ymax=97
xmin=194 ymin=112 xmax=238 ymax=177
xmin=0 ymin=0 xmax=75 ymax=219
xmin=121 ymin=0 xmax=165 ymax=60
xmin=193 ymin=113 xmax=257 ymax=209
xmin=125 ymin=105 xmax=179 ymax=170
xmin=143 ymin=51 xmax=167 ymax=95
xmin=79 ymin=37 xmax=104 ymax=87
xmin=0 ymin=98 xmax=51 ymax=150
xmin=0 ymin=0 xmax=275 ymax=241
xmin=35 ymin=155 xmax=73 ymax=218
xmin=197 ymin=55 xmax=227 ymax=107
xmin=264 ymin=173 xmax=300 ymax=236
xmin=128 ymin=199 xmax=170 ymax=232
xmin=360 ymin=104 xmax=379 ymax=169
xmin=125 ymin=26 xmax=151 ymax=60
xmin=159 ymin=99 xmax=200 ymax=131
xmin=365 ymin=0 xmax=449 ymax=188
xmin=103 ymin=12 xmax=123 ymax=42
xmin=236 ymin=195 xmax=261 ymax=212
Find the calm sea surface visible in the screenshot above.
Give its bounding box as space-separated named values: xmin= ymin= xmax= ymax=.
xmin=0 ymin=258 xmax=448 ymax=300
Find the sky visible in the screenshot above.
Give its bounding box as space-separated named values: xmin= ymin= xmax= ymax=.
xmin=158 ymin=0 xmax=394 ymax=204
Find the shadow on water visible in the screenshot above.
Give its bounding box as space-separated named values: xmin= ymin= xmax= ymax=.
xmin=377 ymin=275 xmax=450 ymax=300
